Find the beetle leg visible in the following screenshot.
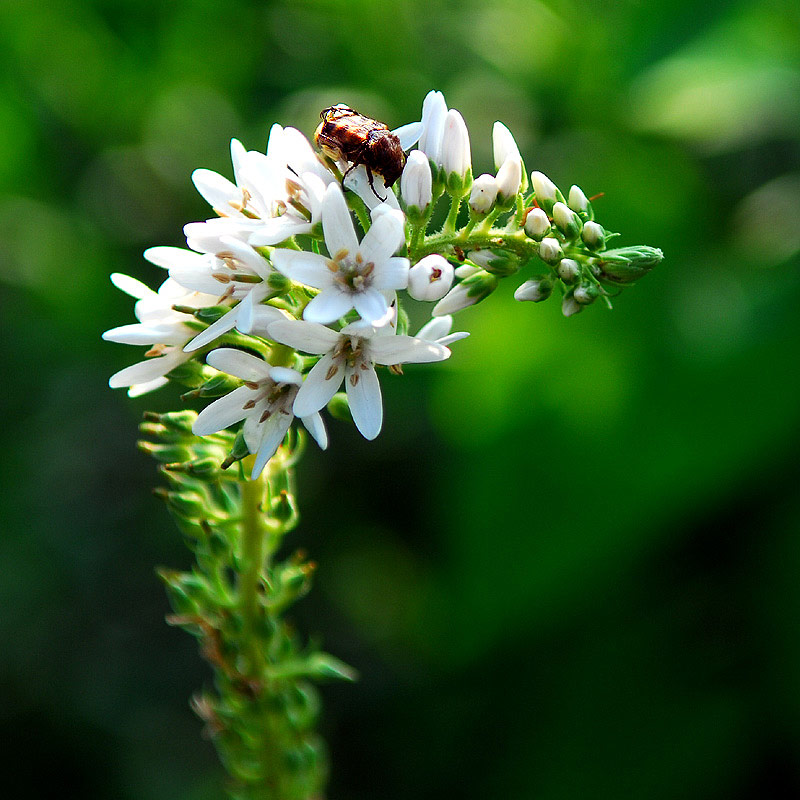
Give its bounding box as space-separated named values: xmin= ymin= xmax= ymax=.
xmin=364 ymin=166 xmax=386 ymax=202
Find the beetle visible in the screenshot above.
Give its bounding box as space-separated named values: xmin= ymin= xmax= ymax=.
xmin=315 ymin=104 xmax=406 ymax=201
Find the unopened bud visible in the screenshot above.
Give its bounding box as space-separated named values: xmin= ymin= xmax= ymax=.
xmin=266 ymin=271 xmax=291 ymax=292
xmin=514 ymin=277 xmax=553 ymax=302
xmin=595 ymin=246 xmax=664 ymax=284
xmin=455 ymin=264 xmax=481 ymax=279
xmin=441 ymin=109 xmax=472 ymax=195
xmin=467 ymin=249 xmax=518 ymax=277
xmin=581 ymin=221 xmax=605 ymax=250
xmin=190 ymin=305 xmax=230 ymax=324
xmin=408 ymin=254 xmax=454 ymax=301
xmin=568 ymin=185 xmax=590 ymax=216
xmin=573 ymin=283 xmax=600 ymax=305
xmin=492 ymin=121 xmax=521 ymax=170
xmin=468 ymin=174 xmax=498 ymax=214
xmin=530 ymin=171 xmax=562 ymax=213
xmin=524 ymin=207 xmax=550 ymax=240
xmin=538 ymin=237 xmax=564 ymax=265
xmin=552 ymin=202 xmax=582 ymax=239
xmin=270 ymin=490 xmax=296 ymax=523
xmin=432 ymin=269 xmax=499 ymax=316
xmin=495 ymin=156 xmax=522 ymax=204
xmin=562 ymin=292 xmax=583 ymax=317
xmin=401 ymin=150 xmax=433 ymax=220
xmin=165 ymin=490 xmax=207 ymax=519
xmin=557 ymin=258 xmax=581 ymax=284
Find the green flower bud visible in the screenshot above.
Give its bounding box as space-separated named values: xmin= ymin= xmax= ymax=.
xmin=530 ymin=171 xmax=564 ymax=214
xmin=432 ymin=269 xmax=499 ymax=316
xmin=557 ymin=258 xmax=581 ymax=285
xmin=573 ymin=283 xmax=601 ymax=305
xmin=562 ymin=290 xmax=583 ymax=317
xmin=595 ymin=246 xmax=664 ymax=284
xmin=190 ymin=305 xmax=230 ymax=325
xmin=581 ymin=221 xmax=605 ymax=250
xmin=537 ymin=237 xmax=564 ymax=266
xmin=266 ymin=271 xmax=292 ymax=292
xmin=327 ymin=392 xmax=353 ymax=423
xmin=552 ymin=202 xmax=582 ymax=240
xmin=514 ymin=277 xmax=553 ymax=302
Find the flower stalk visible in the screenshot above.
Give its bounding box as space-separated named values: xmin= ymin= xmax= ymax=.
xmin=104 ymin=89 xmax=663 ymax=799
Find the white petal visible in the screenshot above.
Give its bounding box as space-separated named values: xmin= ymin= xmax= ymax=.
xmin=492 ymin=121 xmax=521 ymax=170
xmin=345 ymin=361 xmax=382 ymax=440
xmin=144 ymin=246 xmax=205 ymax=272
xmin=303 ymin=289 xmax=355 ymax=324
xmin=359 ymin=210 xmax=404 ymax=265
xmin=269 ymin=366 xmax=302 ymax=385
xmin=369 ymin=335 xmax=450 ymax=365
xmin=322 ymin=182 xmax=359 ymax=259
xmin=437 ymin=331 xmax=470 ymax=346
xmin=127 ymin=377 xmax=169 ymax=397
xmin=239 ymin=302 xmax=287 ymax=337
xmin=300 ymin=412 xmax=328 ymax=450
xmin=192 ymin=385 xmax=254 ymax=436
xmin=108 ymin=355 xmax=181 ymax=388
xmin=269 ymin=319 xmax=341 ymax=354
xmin=184 ymin=218 xmax=262 ymax=251
xmin=344 ymin=166 xmax=400 ymax=211
xmin=230 ymin=139 xmax=248 ymax=189
xmin=247 ymin=217 xmax=313 ymax=246
xmin=416 ymin=315 xmax=453 ymax=341
xmin=352 ymin=289 xmax=390 ymax=327
xmin=183 ymin=310 xmax=239 ymax=352
xmin=216 ymin=236 xmax=272 ymax=279
xmin=250 ymin=412 xmax=294 ymax=479
xmin=270 ymin=249 xmax=335 ymax=289
xmin=293 ymin=354 xmax=343 ymax=416
xmin=110 ymin=273 xmax=154 ymax=300
xmin=192 ymin=169 xmax=241 ymax=213
xmin=418 ymin=91 xmax=447 ymax=164
xmin=371 ymin=256 xmax=409 ymax=292
xmin=392 ymin=121 xmax=424 ymax=150
xmin=103 ymin=323 xmax=188 ymax=346
xmin=206 ymin=348 xmax=270 ymax=381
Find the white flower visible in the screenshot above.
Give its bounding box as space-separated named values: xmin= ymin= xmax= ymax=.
xmin=103 ymin=275 xmax=217 ymax=396
xmin=492 ymin=121 xmax=521 ymax=171
xmin=191 ymin=134 xmax=328 ymax=248
xmin=400 ymin=150 xmax=433 ymax=213
xmin=192 ymin=348 xmax=327 ymax=479
xmin=415 ymin=314 xmax=469 ymax=347
xmin=268 ymin=318 xmax=450 ymax=441
xmin=468 ymin=174 xmax=498 ymax=214
xmin=270 ymin=183 xmax=408 ymax=327
xmin=407 ymin=254 xmax=454 ymax=302
xmin=144 ymin=236 xmax=276 ymax=351
xmin=441 ymin=109 xmax=471 ymax=180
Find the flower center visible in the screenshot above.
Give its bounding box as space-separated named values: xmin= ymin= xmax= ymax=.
xmin=329 ymin=249 xmax=375 ymax=292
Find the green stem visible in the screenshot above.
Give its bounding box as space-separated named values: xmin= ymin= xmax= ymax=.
xmin=443 ymin=195 xmax=461 ymax=233
xmin=241 ymin=472 xmax=268 ymax=670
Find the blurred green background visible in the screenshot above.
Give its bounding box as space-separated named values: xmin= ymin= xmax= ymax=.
xmin=2 ymin=0 xmax=800 ymax=797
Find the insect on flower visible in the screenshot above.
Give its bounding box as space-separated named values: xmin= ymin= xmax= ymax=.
xmin=315 ymin=104 xmax=406 ymax=201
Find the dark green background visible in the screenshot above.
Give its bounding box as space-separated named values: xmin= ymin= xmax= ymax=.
xmin=2 ymin=0 xmax=800 ymax=797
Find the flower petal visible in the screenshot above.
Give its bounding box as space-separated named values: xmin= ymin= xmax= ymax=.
xmin=269 ymin=319 xmax=341 ymax=354
xmin=184 ymin=310 xmax=239 ymax=352
xmin=371 ymin=256 xmax=409 ymax=292
xmin=103 ymin=323 xmax=189 ymax=346
xmin=392 ymin=121 xmax=423 ymax=151
xmin=322 ymin=182 xmax=359 ymax=259
xmin=352 ymin=289 xmax=390 ymax=327
xmin=345 ymin=361 xmax=382 ymax=440
xmin=358 ymin=210 xmax=404 ymax=265
xmin=300 ymin=411 xmax=328 ymax=450
xmin=369 ymin=335 xmax=450 ymax=365
xmin=192 ymin=169 xmax=241 ymax=214
xmin=110 ymin=273 xmax=154 ymax=300
xmin=293 ymin=354 xmax=343 ymax=417
xmin=237 ymin=300 xmax=287 ymax=337
xmin=108 ymin=354 xmax=182 ymax=388
xmin=303 ymin=289 xmax=355 ymax=324
xmin=206 ymin=348 xmax=270 ymax=381
xmin=127 ymin=377 xmax=169 ymax=397
xmin=247 ymin=217 xmax=313 ymax=246
xmin=270 ymin=249 xmax=335 ymax=289
xmin=250 ymin=411 xmax=294 ymax=479
xmin=192 ymin=385 xmax=254 ymax=436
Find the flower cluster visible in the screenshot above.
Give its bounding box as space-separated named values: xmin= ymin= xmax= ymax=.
xmin=105 ymin=90 xmax=662 ymax=478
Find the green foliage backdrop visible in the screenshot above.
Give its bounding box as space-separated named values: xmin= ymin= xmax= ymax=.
xmin=2 ymin=0 xmax=799 ymax=797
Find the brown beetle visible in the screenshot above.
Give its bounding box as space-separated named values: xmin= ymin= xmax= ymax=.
xmin=315 ymin=104 xmax=405 ymax=200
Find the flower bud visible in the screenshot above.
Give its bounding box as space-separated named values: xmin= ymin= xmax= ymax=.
xmin=538 ymin=237 xmax=563 ymax=265
xmin=401 ymin=150 xmax=433 ymax=220
xmin=595 ymin=246 xmax=664 ymax=284
xmin=327 ymin=392 xmax=353 ymax=423
xmin=530 ymin=171 xmax=562 ymax=213
xmin=454 ymin=264 xmax=480 ymax=279
xmin=524 ymin=207 xmax=550 ymax=240
xmin=557 ymin=258 xmax=581 ymax=284
xmin=418 ymin=90 xmax=448 ymax=168
xmin=562 ymin=292 xmax=583 ymax=317
xmin=552 ymin=202 xmax=582 ymax=239
xmin=467 ymin=249 xmax=518 ymax=277
xmin=568 ymin=185 xmax=590 ymax=216
xmin=492 ymin=121 xmax=521 ymax=170
xmin=573 ymin=283 xmax=600 ymax=305
xmin=514 ymin=277 xmax=553 ymax=302
xmin=495 ymin=156 xmax=522 ymax=204
xmin=432 ymin=269 xmax=499 ymax=316
xmin=441 ymin=109 xmax=472 ymax=194
xmin=468 ymin=174 xmax=498 ymax=214
xmin=581 ymin=220 xmax=605 ymax=250
xmin=407 ymin=254 xmax=454 ymax=301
